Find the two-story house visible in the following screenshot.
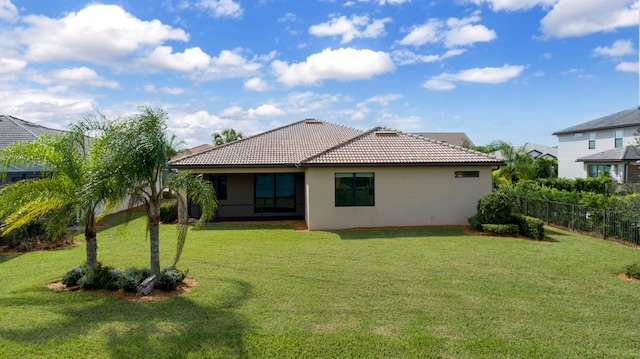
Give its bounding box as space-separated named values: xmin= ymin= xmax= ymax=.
xmin=552 ymin=107 xmax=640 ymax=183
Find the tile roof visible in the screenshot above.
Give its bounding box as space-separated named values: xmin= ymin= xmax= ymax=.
xmin=552 ymin=107 xmax=640 ymax=135
xmin=0 ymin=115 xmax=65 ymax=149
xmin=576 ymin=146 xmax=640 ymax=162
xmin=301 ymin=128 xmax=502 ymax=166
xmin=171 ymin=144 xmax=214 ymax=161
xmin=170 ymin=120 xmax=501 ymax=168
xmin=170 ymin=119 xmax=363 ymax=167
xmin=414 ymin=132 xmax=475 ymax=147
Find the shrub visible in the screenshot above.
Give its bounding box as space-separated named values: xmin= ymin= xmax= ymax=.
xmin=511 ymin=213 xmax=545 ymax=240
xmin=62 ymin=265 xmax=88 ymax=287
xmin=481 ymin=224 xmax=520 ymax=235
xmin=624 ymin=263 xmax=640 ymax=280
xmin=160 ymin=199 xmax=178 ymax=223
xmin=468 ymin=215 xmax=482 ymax=230
xmin=79 ymin=263 xmax=118 ymax=289
xmin=120 ymin=267 xmax=153 ymax=292
xmin=475 ymin=192 xmax=513 ymax=225
xmin=156 ymin=267 xmax=187 ymax=291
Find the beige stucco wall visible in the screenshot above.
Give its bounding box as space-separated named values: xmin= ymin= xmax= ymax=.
xmin=304 ymin=166 xmax=493 ymax=230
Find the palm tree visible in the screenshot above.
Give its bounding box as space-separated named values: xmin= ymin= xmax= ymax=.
xmin=0 ymin=121 xmax=104 ymax=265
xmin=213 ymin=128 xmax=243 ymax=146
xmin=476 ymin=140 xmax=537 ymax=184
xmin=88 ymin=107 xmax=217 ymax=275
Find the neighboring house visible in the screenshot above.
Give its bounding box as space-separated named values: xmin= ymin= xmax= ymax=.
xmin=171 ymin=144 xmax=214 ymax=162
xmin=0 ymin=115 xmax=65 ymax=185
xmin=170 ymin=119 xmax=502 ymax=230
xmin=552 ymin=107 xmax=640 ymax=183
xmin=416 ymin=132 xmax=474 ymax=148
xmin=522 ymin=142 xmax=557 ymax=160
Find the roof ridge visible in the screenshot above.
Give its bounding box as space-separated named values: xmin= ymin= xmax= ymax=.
xmin=298 ymin=126 xmax=383 ymax=165
xmin=6 ymin=115 xmax=39 ymax=139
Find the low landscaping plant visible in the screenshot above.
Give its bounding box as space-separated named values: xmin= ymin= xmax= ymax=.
xmin=624 ymin=263 xmax=640 ymax=280
xmin=155 ymin=267 xmax=188 ymax=291
xmin=159 ymin=199 xmax=178 ymax=223
xmin=481 ymin=223 xmax=520 ymax=235
xmin=61 ymin=264 xmax=185 ymax=292
xmin=511 ymin=213 xmax=545 ymax=240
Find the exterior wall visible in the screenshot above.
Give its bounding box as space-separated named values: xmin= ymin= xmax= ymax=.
xmin=556 ymin=126 xmax=639 ymax=180
xmin=304 ymin=166 xmax=494 ymax=230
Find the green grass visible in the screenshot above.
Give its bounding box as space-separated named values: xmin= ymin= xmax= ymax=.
xmin=2 ymin=212 xmax=640 ymax=358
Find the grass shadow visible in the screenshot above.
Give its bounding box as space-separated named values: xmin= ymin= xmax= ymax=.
xmin=0 ymin=253 xmax=21 ymax=264
xmin=330 ymin=226 xmax=467 ymax=240
xmin=0 ymin=279 xmax=254 ymax=358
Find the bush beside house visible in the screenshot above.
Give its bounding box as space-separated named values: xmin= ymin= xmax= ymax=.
xmin=469 ymin=192 xmax=545 ymax=240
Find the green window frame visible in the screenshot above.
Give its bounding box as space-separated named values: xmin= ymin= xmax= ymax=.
xmin=335 ymin=172 xmax=375 ymax=207
xmin=255 ymin=174 xmax=296 ymax=213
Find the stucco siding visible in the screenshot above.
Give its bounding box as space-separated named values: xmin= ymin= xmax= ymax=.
xmin=305 ymin=166 xmax=493 ymax=230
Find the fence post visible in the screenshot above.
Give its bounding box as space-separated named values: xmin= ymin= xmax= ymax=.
xmin=546 ymin=200 xmax=550 ymax=224
xmin=602 ymin=210 xmax=606 ymax=239
xmin=571 ymin=204 xmax=575 ymax=231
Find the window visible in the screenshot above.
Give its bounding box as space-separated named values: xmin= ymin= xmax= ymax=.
xmin=255 ymin=174 xmax=295 ymax=212
xmin=335 ymin=173 xmax=374 ymax=206
xmin=455 ymin=171 xmax=479 ymax=178
xmin=588 ymin=132 xmax=596 ymax=149
xmin=615 ymin=129 xmax=623 ymax=148
xmin=210 ymin=175 xmax=227 ymax=200
xmin=588 ymin=164 xmax=611 ymax=178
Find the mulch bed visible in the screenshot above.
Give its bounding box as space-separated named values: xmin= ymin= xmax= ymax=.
xmin=46 ymin=278 xmax=197 ymax=302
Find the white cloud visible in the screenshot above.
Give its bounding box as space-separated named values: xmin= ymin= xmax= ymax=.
xmin=350 ymin=0 xmax=412 ymax=4
xmin=0 ymin=0 xmax=17 ymax=22
xmin=0 ymin=57 xmax=26 ymax=74
xmin=161 ymin=87 xmax=185 ymax=95
xmin=423 ymin=64 xmax=525 ymax=90
xmin=616 ymin=61 xmax=639 ymax=73
xmin=593 ymin=39 xmax=635 ymax=57
xmin=197 ymin=0 xmax=243 ymax=18
xmin=250 ymin=104 xmax=285 ymax=117
xmin=309 ymin=15 xmax=391 ymax=43
xmin=465 ymin=0 xmax=556 ymax=11
xmin=0 ymin=87 xmax=96 ymax=129
xmin=200 ymin=49 xmax=265 ymax=80
xmin=19 ymin=4 xmax=191 ymax=68
xmin=376 ymin=112 xmax=422 ymax=130
xmin=50 ymin=67 xmax=119 ymax=89
xmin=244 ymin=77 xmax=269 ymax=91
xmin=444 ymin=14 xmax=496 ymax=47
xmin=271 ymin=47 xmax=395 ymax=86
xmin=399 ymin=13 xmax=495 ymax=48
xmin=144 ymin=46 xmax=211 ymax=72
xmin=541 ymin=0 xmax=638 ymax=38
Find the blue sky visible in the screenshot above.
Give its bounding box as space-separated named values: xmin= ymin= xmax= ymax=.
xmin=0 ymin=0 xmax=638 ymax=148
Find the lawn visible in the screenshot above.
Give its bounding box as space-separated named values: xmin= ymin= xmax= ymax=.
xmin=1 ymin=211 xmax=640 ymax=358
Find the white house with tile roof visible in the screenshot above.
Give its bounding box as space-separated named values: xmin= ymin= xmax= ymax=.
xmin=0 ymin=115 xmax=65 ymax=185
xmin=552 ymin=107 xmax=640 ymax=183
xmin=170 ymin=119 xmax=502 ymax=230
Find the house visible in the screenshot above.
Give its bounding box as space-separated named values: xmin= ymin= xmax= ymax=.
xmin=415 ymin=132 xmax=474 ymax=148
xmin=0 ymin=115 xmax=65 ymax=185
xmin=552 ymin=107 xmax=640 ymax=183
xmin=170 ymin=119 xmax=503 ymax=230
xmin=522 ymin=142 xmax=557 ymax=160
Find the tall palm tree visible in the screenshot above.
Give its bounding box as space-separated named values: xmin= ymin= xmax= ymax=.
xmin=0 ymin=122 xmax=104 ymax=265
xmin=88 ymin=107 xmax=217 ymax=275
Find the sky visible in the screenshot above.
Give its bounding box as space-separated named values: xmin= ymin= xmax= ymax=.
xmin=0 ymin=0 xmax=638 ymax=148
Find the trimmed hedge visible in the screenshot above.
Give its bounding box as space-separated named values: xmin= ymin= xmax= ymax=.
xmin=481 ymin=224 xmax=520 ymax=235
xmin=511 ymin=213 xmax=545 ymax=240
xmin=160 ymin=199 xmax=178 ymax=223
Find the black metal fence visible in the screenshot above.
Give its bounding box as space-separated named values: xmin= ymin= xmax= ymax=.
xmin=510 ymin=195 xmax=640 ymax=246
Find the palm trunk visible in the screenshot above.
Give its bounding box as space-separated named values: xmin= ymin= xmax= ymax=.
xmin=85 ymin=212 xmax=97 ymax=266
xmin=149 ymin=213 xmax=161 ymax=275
